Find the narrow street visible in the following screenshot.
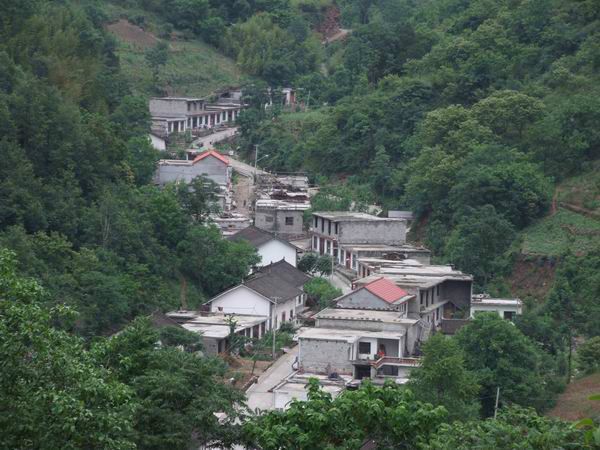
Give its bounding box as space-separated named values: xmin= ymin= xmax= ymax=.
xmin=246 ymin=346 xmax=299 ymax=412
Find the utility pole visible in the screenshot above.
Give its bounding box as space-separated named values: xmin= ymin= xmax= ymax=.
xmin=254 ymin=144 xmax=260 ymax=182
xmin=493 ymin=387 xmax=500 ymax=419
xmin=272 ymin=297 xmax=281 ymax=360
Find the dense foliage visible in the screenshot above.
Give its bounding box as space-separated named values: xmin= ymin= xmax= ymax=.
xmin=0 ymin=0 xmax=258 ymax=336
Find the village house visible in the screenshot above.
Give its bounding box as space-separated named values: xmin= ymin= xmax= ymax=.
xmin=149 ymin=94 xmax=243 ymax=137
xmin=310 ymin=212 xmax=429 ymax=272
xmin=354 ymin=260 xmax=473 ymax=329
xmin=166 ymin=310 xmax=269 ymax=355
xmin=228 ymin=226 xmax=298 ymax=268
xmin=212 ymin=213 xmax=252 ymax=237
xmin=154 ymin=150 xmax=232 ymax=210
xmin=294 ymin=277 xmax=427 ymax=385
xmin=470 ymin=294 xmax=522 ymax=320
xmin=204 ymin=260 xmax=311 ymax=331
xmin=254 ymin=200 xmax=309 ymax=238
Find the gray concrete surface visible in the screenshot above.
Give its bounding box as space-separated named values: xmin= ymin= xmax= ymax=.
xmin=193 ymin=127 xmax=238 ymax=149
xmin=246 ymin=346 xmax=299 ymax=412
xmin=330 ymin=271 xmax=352 ymax=294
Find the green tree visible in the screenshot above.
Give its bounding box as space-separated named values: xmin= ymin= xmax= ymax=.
xmin=408 ymin=334 xmax=480 ymax=421
xmin=0 ymin=249 xmax=136 ymax=449
xmin=445 ymin=205 xmax=515 ymax=286
xmin=304 ymin=277 xmax=342 ymax=310
xmin=94 ymin=316 xmax=245 ymax=449
xmin=243 ymin=379 xmax=447 ymax=449
xmin=577 ymin=337 xmax=600 ymax=375
xmin=456 ymin=313 xmax=556 ymax=416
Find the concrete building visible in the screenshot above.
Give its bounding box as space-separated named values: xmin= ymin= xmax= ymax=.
xmin=272 ymin=372 xmax=348 ymax=411
xmin=212 ymin=213 xmax=252 ymax=237
xmin=470 ymin=294 xmax=522 ymax=320
xmin=228 ymin=226 xmax=298 ymax=268
xmin=354 ymin=260 xmax=473 ymax=328
xmin=309 ymin=212 xmax=408 ymax=271
xmin=154 ymin=150 xmax=232 ymax=210
xmin=204 ymin=260 xmax=311 ymax=330
xmin=254 ymin=200 xmax=310 ymax=238
xmin=166 ymin=310 xmax=269 ymax=355
xmin=149 ymin=133 xmax=166 ymax=151
xmin=149 ymin=95 xmax=242 ymax=137
xmin=334 ymin=277 xmax=414 ymax=313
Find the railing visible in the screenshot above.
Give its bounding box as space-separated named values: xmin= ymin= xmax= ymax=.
xmin=371 ymin=357 xmax=421 ymax=369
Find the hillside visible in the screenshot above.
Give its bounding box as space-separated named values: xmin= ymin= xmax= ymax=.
xmin=104 ymin=15 xmax=241 ymax=97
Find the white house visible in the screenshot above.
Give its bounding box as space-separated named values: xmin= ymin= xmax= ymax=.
xmin=470 ymin=294 xmax=522 ymax=320
xmin=149 ymin=133 xmax=166 ymax=151
xmin=204 ymin=260 xmax=311 ymax=330
xmin=228 ymin=226 xmax=298 ymax=267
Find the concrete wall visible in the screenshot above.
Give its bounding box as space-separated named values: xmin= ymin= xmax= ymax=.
xmin=339 ymin=220 xmax=406 ymax=245
xmin=257 ymin=240 xmax=297 ymax=267
xmin=441 ymin=280 xmax=472 ymax=310
xmin=255 ymin=209 xmax=304 ymax=236
xmin=274 ymin=297 xmax=298 ymax=328
xmin=336 ymin=289 xmax=391 ymax=310
xmin=315 ymin=318 xmax=412 ymax=334
xmin=210 ymin=286 xmax=271 ymax=317
xmin=149 ymin=134 xmax=166 ymax=151
xmin=298 ymin=339 xmax=354 ymax=375
xmin=156 ymin=156 xmax=229 ymax=186
xmin=202 ymin=337 xmax=220 ymax=356
xmin=150 ymin=98 xmax=188 ymax=117
xmin=470 ymin=304 xmax=521 ymax=318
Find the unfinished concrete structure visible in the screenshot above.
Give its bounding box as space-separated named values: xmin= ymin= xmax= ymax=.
xmin=470 ymin=294 xmax=522 ymax=320
xmin=254 ymin=200 xmax=309 ymax=238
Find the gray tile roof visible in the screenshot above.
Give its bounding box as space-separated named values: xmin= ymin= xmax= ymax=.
xmin=228 ymin=226 xmax=279 ymax=248
xmin=244 ymin=260 xmax=311 ymax=302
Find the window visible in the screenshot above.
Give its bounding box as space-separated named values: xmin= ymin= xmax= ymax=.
xmin=265 ymin=216 xmax=274 ymax=223
xmin=328 ymin=221 xmax=331 ymax=235
xmin=358 ymin=342 xmax=371 ymax=354
xmin=285 ymin=217 xmax=294 ymax=225
xmin=335 ymin=223 xmax=339 ymax=234
xmin=321 ymin=219 xmax=324 ymax=232
xmin=290 ymin=310 xmax=294 ymax=319
xmin=436 ymin=285 xmax=440 ymax=296
xmin=314 ymin=216 xmax=318 ymax=227
xmin=504 ymin=311 xmax=515 ymax=321
xmin=281 ymin=311 xmax=286 ymax=322
xmin=313 ymin=236 xmax=318 ymax=249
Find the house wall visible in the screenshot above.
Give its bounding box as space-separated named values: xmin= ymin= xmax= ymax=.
xmin=315 ymin=318 xmax=412 ymax=334
xmin=441 ymin=280 xmax=472 ymax=310
xmin=336 ymin=289 xmax=391 ymax=310
xmin=470 ymin=304 xmax=521 ymax=318
xmin=257 ymin=240 xmax=297 ymax=267
xmin=255 ymin=209 xmax=304 ymax=236
xmin=210 ymin=286 xmax=271 ymax=317
xmin=339 ymin=220 xmax=406 ymax=245
xmin=149 ymin=134 xmax=166 ymax=151
xmin=150 ymin=98 xmax=188 ymax=116
xmin=202 ymin=337 xmax=220 ymax=356
xmin=156 ymin=157 xmax=229 ymax=187
xmin=298 ymin=339 xmax=354 ymax=375
xmin=273 ymin=297 xmax=298 ymax=327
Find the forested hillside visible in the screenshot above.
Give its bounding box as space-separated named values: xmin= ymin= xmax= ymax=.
xmin=1 ymin=0 xmax=600 ymax=448
xmin=237 ymin=0 xmax=600 ymax=338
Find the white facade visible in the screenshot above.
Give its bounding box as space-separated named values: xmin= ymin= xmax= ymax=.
xmin=210 ymin=285 xmax=272 ymax=318
xmin=149 ymin=133 xmax=166 ymax=151
xmin=257 ymin=240 xmax=297 ymax=267
xmin=470 ymin=297 xmax=522 ymax=320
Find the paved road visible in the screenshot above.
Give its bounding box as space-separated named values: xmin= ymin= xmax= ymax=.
xmin=229 ymin=157 xmax=268 ymax=178
xmin=192 ymin=127 xmax=238 ymax=149
xmin=246 ymin=346 xmax=299 ymax=412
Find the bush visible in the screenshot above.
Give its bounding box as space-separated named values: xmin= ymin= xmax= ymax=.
xmin=304 ymin=277 xmax=342 ymax=310
xmin=576 ymin=336 xmax=600 ymax=374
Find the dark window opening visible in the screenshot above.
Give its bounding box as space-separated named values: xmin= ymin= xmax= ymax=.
xmin=285 ymin=217 xmax=294 ymax=225
xmin=359 ymin=342 xmax=371 ymax=354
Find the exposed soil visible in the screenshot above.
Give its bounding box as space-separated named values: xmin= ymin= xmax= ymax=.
xmin=548 ymin=372 xmax=600 ymax=421
xmin=106 ymin=19 xmax=159 ymax=48
xmin=224 ymin=356 xmax=272 ymax=390
xmin=508 ymin=255 xmax=557 ymax=301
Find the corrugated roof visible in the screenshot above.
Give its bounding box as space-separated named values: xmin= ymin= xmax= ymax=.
xmin=192 ymin=150 xmax=229 ymax=165
xmin=364 ymin=277 xmax=409 ymax=304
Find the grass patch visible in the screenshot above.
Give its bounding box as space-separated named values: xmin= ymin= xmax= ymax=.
xmin=520 ymin=208 xmax=600 ymax=256
xmin=116 ymin=38 xmax=241 ymax=98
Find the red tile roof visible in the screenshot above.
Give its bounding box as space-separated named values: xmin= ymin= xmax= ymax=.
xmin=364 ymin=277 xmax=409 ymax=304
xmin=192 ymin=149 xmax=229 ymax=165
